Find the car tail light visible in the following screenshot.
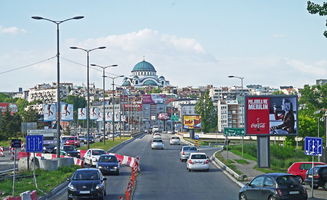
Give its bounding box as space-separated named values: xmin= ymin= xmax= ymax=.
xmin=205 ymin=160 xmax=209 ymax=164
xmin=182 ymin=152 xmax=185 ymax=155
xmin=188 ymin=160 xmax=193 ymax=164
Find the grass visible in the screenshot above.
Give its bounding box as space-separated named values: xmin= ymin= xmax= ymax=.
xmin=215 ymin=152 xmax=243 ymax=175
xmin=235 ymin=159 xmax=249 ymax=165
xmin=0 ymin=137 xmax=26 ymax=147
xmin=0 ymin=165 xmax=80 ymax=198
xmin=79 ymin=137 xmax=131 ymax=151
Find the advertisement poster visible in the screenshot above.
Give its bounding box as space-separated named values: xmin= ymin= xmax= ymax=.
xmin=90 ymin=107 xmax=99 ymax=120
xmin=245 ymin=95 xmax=298 ymax=136
xmin=43 ymin=104 xmax=56 ymax=122
xmin=105 ymin=112 xmax=122 ymax=122
xmin=78 ymin=108 xmax=86 ymax=120
xmin=123 ymin=104 xmax=142 ymax=111
xmin=0 ymin=103 xmax=18 ymax=114
xmin=61 ymin=104 xmax=74 ymax=121
xmin=183 ymin=115 xmax=201 ymax=129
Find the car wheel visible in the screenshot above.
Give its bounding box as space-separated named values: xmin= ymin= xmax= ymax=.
xmin=239 ymin=193 xmax=247 ymax=200
xmin=268 ymin=195 xmax=276 ymax=200
xmin=323 ymin=182 xmax=327 ymax=191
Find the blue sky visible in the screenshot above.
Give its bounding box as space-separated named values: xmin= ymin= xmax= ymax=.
xmin=1 ymin=0 xmax=327 ymax=91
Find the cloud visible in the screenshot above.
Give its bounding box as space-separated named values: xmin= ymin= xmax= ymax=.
xmin=0 ymin=26 xmax=26 ymax=35
xmin=272 ymin=33 xmax=287 ymax=38
xmin=286 ymin=59 xmax=327 ymax=76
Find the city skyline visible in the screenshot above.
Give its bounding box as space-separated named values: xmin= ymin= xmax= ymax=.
xmin=1 ymin=1 xmax=327 ymax=92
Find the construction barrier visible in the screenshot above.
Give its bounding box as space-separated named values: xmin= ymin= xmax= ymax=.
xmin=0 ymin=146 xmax=4 ymax=157
xmin=4 ymin=190 xmax=37 ymax=200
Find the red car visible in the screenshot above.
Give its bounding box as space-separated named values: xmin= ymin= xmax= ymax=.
xmin=62 ymin=136 xmax=80 ymax=147
xmin=288 ymin=161 xmax=326 ymax=182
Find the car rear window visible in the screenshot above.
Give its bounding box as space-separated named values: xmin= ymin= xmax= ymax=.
xmin=64 ymin=146 xmax=75 ymax=151
xmin=73 ymin=171 xmax=99 ymax=180
xmin=189 ymin=147 xmax=197 ymax=151
xmin=99 ymin=155 xmax=117 ymax=162
xmin=299 ymin=163 xmax=323 ymax=170
xmin=153 ymin=139 xmax=163 ymax=143
xmin=172 ymin=137 xmax=179 ymax=139
xmin=191 ymin=154 xmax=207 ymax=159
xmin=276 ymin=175 xmax=300 ymax=186
xmin=92 ymin=150 xmax=106 ymax=155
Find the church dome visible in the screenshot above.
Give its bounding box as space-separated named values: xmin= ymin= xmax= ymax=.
xmin=143 ymin=80 xmax=158 ymax=86
xmin=132 ymin=60 xmax=156 ymax=72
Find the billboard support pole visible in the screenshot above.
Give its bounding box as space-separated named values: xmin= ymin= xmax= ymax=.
xmin=257 ymin=136 xmax=270 ymax=168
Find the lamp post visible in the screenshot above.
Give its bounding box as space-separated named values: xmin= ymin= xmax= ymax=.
xmin=32 ymin=15 xmax=84 ymax=157
xmin=108 ymin=75 xmax=124 ymax=141
xmin=228 ymin=75 xmax=245 ymax=157
xmin=70 ymin=46 xmax=106 ymax=149
xmin=91 ymin=64 xmax=118 ymax=144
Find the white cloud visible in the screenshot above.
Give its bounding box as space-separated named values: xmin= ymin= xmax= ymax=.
xmin=0 ymin=26 xmax=26 ymax=35
xmin=286 ymin=59 xmax=327 ymax=76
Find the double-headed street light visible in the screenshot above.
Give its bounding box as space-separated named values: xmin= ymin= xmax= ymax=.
xmin=91 ymin=64 xmax=118 ymax=144
xmin=70 ymin=46 xmax=106 ymax=149
xmin=32 ymin=16 xmax=84 ymax=157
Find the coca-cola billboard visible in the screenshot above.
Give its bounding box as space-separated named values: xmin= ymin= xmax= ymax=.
xmin=245 ymin=95 xmax=298 ymax=136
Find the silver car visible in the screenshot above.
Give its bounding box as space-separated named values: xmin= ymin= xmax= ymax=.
xmin=151 ymin=139 xmax=164 ymax=150
xmin=180 ymin=146 xmax=198 ymax=161
xmin=169 ymin=136 xmax=181 ymax=145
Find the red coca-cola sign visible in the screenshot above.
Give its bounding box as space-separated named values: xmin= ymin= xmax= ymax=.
xmin=246 ymin=97 xmax=270 ymax=135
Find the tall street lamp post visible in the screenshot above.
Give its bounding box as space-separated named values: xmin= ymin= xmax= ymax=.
xmin=70 ymin=46 xmax=106 ymax=149
xmin=91 ymin=64 xmax=118 ymax=144
xmin=32 ymin=16 xmax=84 ymax=157
xmin=108 ymin=75 xmax=124 ymax=141
xmin=228 ymin=75 xmax=245 ymax=157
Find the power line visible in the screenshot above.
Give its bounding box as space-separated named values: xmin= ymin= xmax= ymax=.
xmin=0 ymin=56 xmax=56 ymax=75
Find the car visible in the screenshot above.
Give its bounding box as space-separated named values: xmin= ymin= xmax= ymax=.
xmin=61 ymin=145 xmax=80 ymax=158
xmin=167 ymin=130 xmax=173 ymax=134
xmin=304 ymin=164 xmax=327 ymax=190
xmin=288 ymin=162 xmax=326 ymax=182
xmin=153 ymin=133 xmax=161 ymax=139
xmin=84 ymin=149 xmax=106 ymax=167
xmin=169 ymin=136 xmax=181 ymax=145
xmin=67 ymin=168 xmax=107 ymax=200
xmin=186 ymin=152 xmax=209 ymax=172
xmin=239 ymin=173 xmax=307 ymax=200
xmin=61 ymin=136 xmax=80 ymax=147
xmin=180 ymin=146 xmax=198 ymax=161
xmin=151 ymin=139 xmax=164 ymax=150
xmin=96 ymin=154 xmax=120 ymax=175
xmin=43 ymin=144 xmax=56 ymax=153
xmin=80 ymin=135 xmax=95 ymax=144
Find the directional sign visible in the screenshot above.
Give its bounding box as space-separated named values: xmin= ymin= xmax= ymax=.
xmin=171 ymin=115 xmax=179 ymax=122
xmin=194 ymin=135 xmax=199 ymax=140
xmin=11 ymin=139 xmax=22 ymax=148
xmin=304 ymin=137 xmax=323 ymax=156
xmin=224 ymin=128 xmax=245 ymax=136
xmin=26 ymin=135 xmax=43 ymax=153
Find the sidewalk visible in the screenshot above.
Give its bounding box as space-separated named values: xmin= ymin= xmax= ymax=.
xmin=218 ymin=150 xmax=327 ymax=200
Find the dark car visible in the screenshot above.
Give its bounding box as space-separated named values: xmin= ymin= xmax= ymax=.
xmin=79 ymin=135 xmax=95 ymax=144
xmin=61 ymin=145 xmax=80 ymax=158
xmin=96 ymin=154 xmax=120 ymax=175
xmin=304 ymin=164 xmax=327 ymax=190
xmin=239 ymin=173 xmax=307 ymax=200
xmin=288 ymin=162 xmax=326 ymax=182
xmin=67 ymin=168 xmax=107 ymax=200
xmin=43 ymin=144 xmax=56 ymax=153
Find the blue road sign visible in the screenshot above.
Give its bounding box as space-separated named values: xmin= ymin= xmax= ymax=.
xmin=304 ymin=137 xmax=323 ymax=156
xmin=26 ymin=135 xmax=43 ymax=153
xmin=194 ymin=135 xmax=199 ymax=140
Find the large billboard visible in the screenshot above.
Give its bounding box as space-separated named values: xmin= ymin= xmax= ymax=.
xmin=183 ymin=115 xmax=201 ymax=129
xmin=43 ymin=104 xmax=56 ymax=121
xmin=78 ymin=108 xmax=86 ymax=120
xmin=61 ymin=104 xmax=74 ymax=121
xmin=0 ymin=103 xmax=18 ymax=114
xmin=245 ymin=95 xmax=298 ymax=136
xmin=90 ymin=107 xmax=100 ymax=120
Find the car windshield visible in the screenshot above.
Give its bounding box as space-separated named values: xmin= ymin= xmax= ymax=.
xmin=63 ymin=146 xmax=75 ymax=151
xmin=92 ymin=150 xmax=105 ymax=155
xmin=67 ymin=137 xmax=77 ymax=140
xmin=99 ymin=155 xmax=118 ymax=162
xmin=73 ymin=171 xmax=99 ymax=180
xmin=191 ymin=154 xmax=207 ymax=159
xmin=276 ymin=175 xmax=301 ymax=186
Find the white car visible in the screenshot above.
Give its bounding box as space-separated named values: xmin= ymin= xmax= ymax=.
xmin=169 ymin=136 xmax=181 ymax=145
xmin=186 ymin=152 xmax=209 ymax=172
xmin=151 ymin=139 xmax=164 ymax=150
xmin=153 ymin=133 xmax=161 ymax=139
xmin=83 ymin=148 xmax=106 ymax=167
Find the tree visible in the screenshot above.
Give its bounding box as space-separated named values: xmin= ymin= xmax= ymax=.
xmin=195 ymin=90 xmax=217 ymax=133
xmin=307 ymin=1 xmax=327 ymax=38
xmin=0 ymin=110 xmax=21 ymax=140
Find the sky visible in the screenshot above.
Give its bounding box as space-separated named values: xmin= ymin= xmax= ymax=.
xmin=1 ymin=0 xmax=327 ymax=92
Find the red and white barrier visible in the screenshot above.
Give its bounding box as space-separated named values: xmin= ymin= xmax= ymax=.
xmin=0 ymin=146 xmax=4 ymax=157
xmin=4 ymin=190 xmax=37 ymax=200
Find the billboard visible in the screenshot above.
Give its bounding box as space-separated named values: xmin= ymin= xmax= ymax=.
xmin=43 ymin=104 xmax=56 ymax=121
xmin=158 ymin=113 xmax=169 ymax=120
xmin=123 ymin=104 xmax=142 ymax=111
xmin=61 ymin=104 xmax=74 ymax=121
xmin=245 ymin=95 xmax=298 ymax=136
xmin=90 ymin=107 xmax=100 ymax=120
xmin=183 ymin=115 xmax=201 ymax=129
xmin=0 ymin=103 xmax=18 ymax=114
xmin=78 ymin=108 xmax=86 ymax=120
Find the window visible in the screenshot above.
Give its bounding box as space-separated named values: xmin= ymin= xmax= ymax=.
xmin=250 ymin=176 xmax=264 ymax=187
xmin=191 ymin=154 xmax=207 ymax=159
xmin=264 ymin=177 xmax=275 ymax=187
xmin=300 ymin=163 xmax=313 ymax=170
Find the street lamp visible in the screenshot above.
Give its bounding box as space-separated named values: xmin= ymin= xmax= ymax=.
xmin=70 ymin=46 xmax=106 ymax=149
xmin=228 ymin=75 xmax=245 ymax=157
xmin=91 ymin=64 xmax=118 ymax=144
xmin=108 ymin=75 xmax=124 ymax=141
xmin=32 ymin=15 xmax=84 ymax=157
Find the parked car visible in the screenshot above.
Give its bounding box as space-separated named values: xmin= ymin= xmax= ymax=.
xmin=305 ymin=164 xmax=327 ymax=190
xmin=186 ymin=152 xmax=209 ymax=172
xmin=151 ymin=139 xmax=164 ymax=150
xmin=96 ymin=154 xmax=120 ymax=175
xmin=61 ymin=136 xmax=80 ymax=147
xmin=67 ymin=168 xmax=107 ymax=200
xmin=179 ymin=146 xmax=198 ymax=161
xmin=239 ymin=173 xmax=307 ymax=200
xmin=84 ymin=149 xmax=106 ymax=167
xmin=60 ymin=145 xmax=80 ymax=158
xmin=169 ymin=136 xmax=181 ymax=145
xmin=288 ymin=162 xmax=326 ymax=182
xmin=153 ymin=133 xmax=161 ymax=139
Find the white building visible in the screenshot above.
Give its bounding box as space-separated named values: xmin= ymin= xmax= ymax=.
xmin=209 ymin=86 xmax=249 ymax=102
xmin=27 ymin=83 xmax=72 ymax=103
xmin=217 ymin=99 xmax=244 ymax=133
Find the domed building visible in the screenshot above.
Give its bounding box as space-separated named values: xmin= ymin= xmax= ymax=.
xmin=122 ymin=60 xmax=170 ymax=88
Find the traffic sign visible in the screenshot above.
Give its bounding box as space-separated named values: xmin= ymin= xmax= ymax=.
xmin=171 ymin=115 xmax=179 ymax=122
xmin=194 ymin=135 xmax=199 ymax=140
xmin=11 ymin=139 xmax=22 ymax=148
xmin=304 ymin=137 xmax=323 ymax=156
xmin=224 ymin=128 xmax=245 ymax=136
xmin=26 ymin=135 xmax=43 ymax=153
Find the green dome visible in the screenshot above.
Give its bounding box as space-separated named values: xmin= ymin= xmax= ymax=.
xmin=132 ymin=60 xmax=156 ymax=72
xmin=143 ymin=80 xmax=158 ymax=86
xmin=122 ymin=81 xmax=131 ymax=86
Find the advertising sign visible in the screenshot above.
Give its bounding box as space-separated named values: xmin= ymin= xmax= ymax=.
xmin=142 ymin=94 xmax=155 ymax=104
xmin=78 ymin=108 xmax=86 ymax=120
xmin=43 ymin=104 xmax=56 ymax=121
xmin=245 ymin=95 xmax=298 ymax=136
xmin=0 ymin=103 xmax=18 ymax=114
xmin=61 ymin=104 xmax=74 ymax=121
xmin=90 ymin=107 xmax=100 ymax=120
xmin=123 ymin=104 xmax=143 ymax=111
xmin=183 ymin=115 xmax=201 ymax=129
xmin=158 ymin=113 xmax=169 ymax=120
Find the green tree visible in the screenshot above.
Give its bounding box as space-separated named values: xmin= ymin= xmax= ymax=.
xmin=307 ymin=1 xmax=327 ymax=38
xmin=0 ymin=110 xmax=21 ymax=140
xmin=20 ymin=108 xmax=39 ymax=122
xmin=195 ymin=90 xmax=217 ymax=133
